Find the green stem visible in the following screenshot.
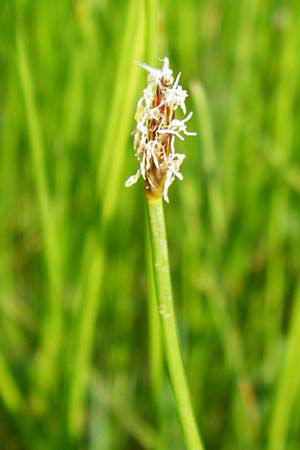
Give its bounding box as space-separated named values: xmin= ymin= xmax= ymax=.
xmin=147 ymin=198 xmax=205 ymax=450
xmin=146 ymin=226 xmax=163 ymax=406
xmin=144 ymin=0 xmax=163 ymax=434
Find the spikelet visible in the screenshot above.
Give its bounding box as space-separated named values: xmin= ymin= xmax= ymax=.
xmin=125 ymin=57 xmax=196 ymax=202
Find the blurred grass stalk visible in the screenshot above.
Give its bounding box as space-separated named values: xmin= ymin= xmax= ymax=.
xmin=268 ymin=285 xmax=300 ymax=450
xmin=66 ymin=0 xmax=146 ymax=438
xmin=264 ymin=9 xmax=300 ymax=358
xmin=147 ymin=198 xmax=205 ymax=450
xmin=91 ymin=373 xmax=161 ymax=450
xmin=190 ymin=81 xmax=225 ymax=242
xmin=267 ymin=14 xmax=300 ymax=450
xmin=16 ymin=31 xmax=64 ymax=404
xmin=267 ymin=284 xmax=300 ymax=450
xmin=0 ymin=350 xmax=23 ymax=414
xmin=222 ymin=0 xmax=258 ymax=220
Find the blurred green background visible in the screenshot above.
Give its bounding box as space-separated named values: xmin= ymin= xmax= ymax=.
xmin=1 ymin=0 xmax=300 ymax=449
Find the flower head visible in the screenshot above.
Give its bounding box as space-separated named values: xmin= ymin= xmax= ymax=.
xmin=125 ymin=57 xmax=196 ymax=202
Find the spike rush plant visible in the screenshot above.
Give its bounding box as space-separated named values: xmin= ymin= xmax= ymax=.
xmin=126 ymin=58 xmax=205 ymax=450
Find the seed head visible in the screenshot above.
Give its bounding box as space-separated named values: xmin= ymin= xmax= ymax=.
xmin=125 ymin=57 xmax=196 ymax=202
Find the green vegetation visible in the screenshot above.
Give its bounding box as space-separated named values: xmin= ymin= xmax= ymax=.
xmin=1 ymin=1 xmax=300 ymax=449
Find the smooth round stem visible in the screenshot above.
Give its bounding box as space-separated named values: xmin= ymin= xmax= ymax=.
xmin=147 ymin=197 xmax=205 ymax=450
